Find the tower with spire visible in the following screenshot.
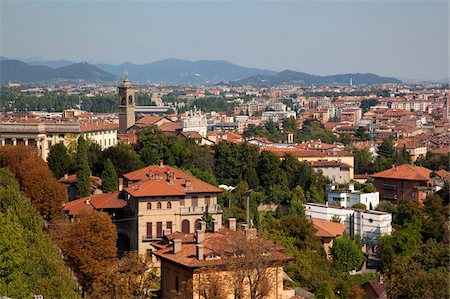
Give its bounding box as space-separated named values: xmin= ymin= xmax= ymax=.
xmin=118 ymin=71 xmax=136 ymax=134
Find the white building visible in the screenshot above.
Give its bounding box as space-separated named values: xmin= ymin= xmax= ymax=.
xmin=326 ymin=184 xmax=379 ymax=209
xmin=262 ymin=111 xmax=296 ymax=122
xmin=181 ymin=108 xmax=207 ymax=137
xmin=305 ymin=202 xmax=392 ymax=245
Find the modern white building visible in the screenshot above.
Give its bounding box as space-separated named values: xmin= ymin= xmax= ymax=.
xmin=181 ymin=108 xmax=207 ymax=137
xmin=261 ymin=110 xmax=296 ymax=122
xmin=326 ymin=184 xmax=379 ymax=209
xmin=304 ymin=202 xmax=392 ymax=245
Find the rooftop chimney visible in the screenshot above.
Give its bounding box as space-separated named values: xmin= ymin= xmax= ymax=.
xmin=185 ymin=179 xmax=192 ymax=189
xmin=196 ymin=230 xmax=205 ymax=243
xmin=241 ymin=223 xmax=248 ymax=231
xmin=118 ymin=177 xmax=124 ymax=192
xmin=159 ymin=160 xmax=164 ymax=168
xmin=228 ymin=218 xmax=237 ymax=231
xmin=64 ymin=174 xmax=68 ymax=180
xmin=212 ymin=220 xmax=220 ymax=233
xmin=196 ymin=244 xmax=204 ymax=261
xmin=199 ymin=221 xmax=206 ymax=231
xmin=173 ymin=239 xmax=182 ymax=254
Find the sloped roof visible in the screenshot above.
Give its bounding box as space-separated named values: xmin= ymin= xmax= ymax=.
xmin=123 ymin=164 xmax=222 ymax=197
xmin=152 ymin=229 xmax=292 ymax=269
xmin=62 ymin=192 xmax=127 ymax=216
xmin=135 ymin=115 xmax=164 ymax=127
xmin=311 ymin=218 xmax=346 ymax=238
xmin=371 ymin=164 xmax=432 ymax=182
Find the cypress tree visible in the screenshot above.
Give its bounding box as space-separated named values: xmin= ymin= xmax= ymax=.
xmin=101 ymin=158 xmax=118 ymax=193
xmin=47 ymin=143 xmax=70 ymax=179
xmin=76 ymin=136 xmax=91 ymax=198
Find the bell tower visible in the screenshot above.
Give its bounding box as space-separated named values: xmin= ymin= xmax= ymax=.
xmin=118 ymin=72 xmax=136 ymax=134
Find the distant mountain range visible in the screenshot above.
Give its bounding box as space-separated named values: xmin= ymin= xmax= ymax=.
xmin=1 ymin=57 xmax=403 ymax=85
xmin=94 ymin=58 xmax=276 ymax=84
xmin=231 ymin=70 xmax=402 ymax=87
xmin=0 ymin=59 xmax=118 ymax=83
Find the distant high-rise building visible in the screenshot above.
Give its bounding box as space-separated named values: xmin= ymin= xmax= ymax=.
xmin=349 ymin=77 xmax=353 ymax=87
xmin=118 ymin=74 xmax=136 ymax=133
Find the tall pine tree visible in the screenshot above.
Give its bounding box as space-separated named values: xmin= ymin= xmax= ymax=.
xmin=76 ymin=136 xmax=91 ymax=198
xmin=101 ymin=158 xmax=118 ymax=193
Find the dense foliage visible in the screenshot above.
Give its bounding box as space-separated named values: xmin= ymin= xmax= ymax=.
xmin=0 ymin=146 xmax=67 ymax=219
xmin=0 ymin=168 xmax=79 ymax=298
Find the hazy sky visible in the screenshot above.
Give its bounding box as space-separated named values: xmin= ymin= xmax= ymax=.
xmin=1 ymin=1 xmax=448 ymax=80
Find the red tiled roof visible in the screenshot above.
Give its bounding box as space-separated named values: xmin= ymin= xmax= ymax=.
xmin=152 ymin=229 xmax=292 ymax=269
xmin=264 ymin=148 xmax=353 ymax=158
xmin=135 ymin=115 xmax=163 ymax=126
xmin=62 ymin=192 xmax=127 ymax=216
xmin=309 ymin=161 xmax=351 ymax=168
xmin=311 ymin=218 xmax=346 ymax=238
xmin=178 ymin=131 xmax=204 ymax=139
xmin=123 ymin=164 xmax=223 ymax=197
xmin=158 ymin=121 xmax=182 ymax=132
xmin=59 ymin=174 xmax=102 ymax=185
xmin=80 ymin=123 xmax=118 ymax=132
xmin=371 ymin=164 xmax=432 ymax=182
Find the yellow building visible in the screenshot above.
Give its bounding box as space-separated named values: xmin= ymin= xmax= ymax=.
xmin=122 ymin=163 xmax=223 ymax=258
xmin=152 ymin=220 xmax=293 ymax=299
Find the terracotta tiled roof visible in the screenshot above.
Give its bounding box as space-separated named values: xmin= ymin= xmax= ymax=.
xmin=158 ymin=121 xmax=182 ymax=132
xmin=178 ymin=131 xmax=204 ymax=140
xmin=371 ymin=164 xmax=432 ymax=182
xmin=311 ymin=218 xmax=346 ymax=238
xmin=309 ymin=161 xmax=351 ymax=168
xmin=123 ymin=164 xmax=223 ymax=197
xmin=265 ymin=148 xmax=353 ymax=158
xmin=80 ymin=123 xmax=118 ymax=132
xmin=59 ymin=174 xmax=102 ymax=186
xmin=152 ymin=229 xmax=292 ymax=269
xmin=135 ymin=115 xmax=163 ymax=126
xmin=62 ymin=192 xmax=127 ymax=216
xmin=435 ymin=170 xmax=450 ymax=181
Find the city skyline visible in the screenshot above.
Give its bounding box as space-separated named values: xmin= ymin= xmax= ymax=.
xmin=1 ymin=1 xmax=448 ymax=81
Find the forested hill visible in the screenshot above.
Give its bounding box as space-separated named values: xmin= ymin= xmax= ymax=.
xmin=0 ymin=59 xmax=118 ymax=83
xmin=232 ymin=70 xmax=402 ymax=86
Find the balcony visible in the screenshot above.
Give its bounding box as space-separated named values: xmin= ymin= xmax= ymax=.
xmin=179 ymin=204 xmax=222 ymax=215
xmin=383 ymin=193 xmax=397 ymax=200
xmin=142 ymin=235 xmax=154 ymax=242
xmin=383 ymin=184 xmax=397 ymax=190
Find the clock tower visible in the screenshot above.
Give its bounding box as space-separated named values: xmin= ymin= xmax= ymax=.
xmin=118 ymin=73 xmax=136 ymax=134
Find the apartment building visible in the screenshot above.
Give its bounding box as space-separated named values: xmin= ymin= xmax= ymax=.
xmin=122 ymin=163 xmax=223 ymax=257
xmin=326 ymin=184 xmax=379 ymax=209
xmin=371 ymin=164 xmax=433 ymax=204
xmin=305 ymin=203 xmax=392 ymax=245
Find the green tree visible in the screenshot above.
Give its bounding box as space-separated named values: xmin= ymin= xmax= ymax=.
xmin=202 ymin=205 xmax=213 ymax=230
xmin=101 ymin=158 xmax=118 ymax=193
xmin=283 ymin=116 xmax=297 ymax=132
xmin=290 ymin=186 xmax=306 ymax=216
xmin=76 ymin=136 xmax=92 ymax=198
xmin=257 ymin=151 xmax=288 ymax=191
xmin=330 ymin=237 xmax=365 ymax=272
xmin=0 ymin=168 xmax=79 ymax=298
xmin=47 ymin=143 xmax=71 ymax=179
xmin=378 ymin=138 xmax=395 ymax=158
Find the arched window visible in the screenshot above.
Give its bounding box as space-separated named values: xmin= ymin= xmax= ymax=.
xmin=167 ymin=202 xmax=172 ymax=209
xmin=157 ymin=202 xmax=162 ymax=209
xmin=147 ymin=202 xmax=152 ymax=210
xmin=182 ymin=219 xmax=190 ymax=234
